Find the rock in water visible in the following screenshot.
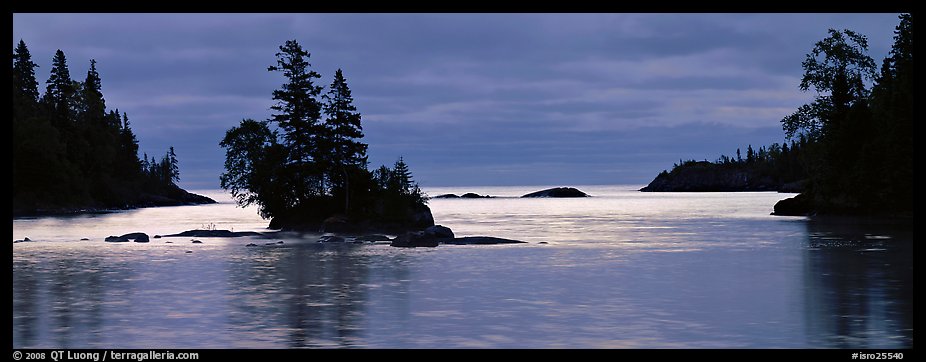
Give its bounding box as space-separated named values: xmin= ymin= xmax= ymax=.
xmin=424 ymin=225 xmax=454 ymax=239
xmin=521 ymin=187 xmax=589 ymax=198
xmin=105 ymin=235 xmax=130 ymax=242
xmin=772 ymin=193 xmax=814 ymax=216
xmin=318 ymin=235 xmax=346 ymax=243
xmin=442 ymin=236 xmax=527 ymax=245
xmin=245 ymin=243 xmax=258 ymax=247
xmin=356 ymin=234 xmax=392 ymax=242
xmin=433 ymin=193 xmax=460 ymax=199
xmin=191 ymin=240 xmax=203 ymax=244
xmin=391 ymin=232 xmax=440 ymax=248
xmin=120 ymin=232 xmax=149 ymax=243
xmin=460 ymin=193 xmax=492 ymax=198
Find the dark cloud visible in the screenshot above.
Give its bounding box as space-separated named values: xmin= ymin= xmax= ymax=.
xmin=13 ymin=13 xmax=902 ymax=188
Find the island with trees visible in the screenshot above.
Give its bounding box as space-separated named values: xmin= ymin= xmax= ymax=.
xmin=13 ymin=40 xmax=214 ymax=217
xmin=219 ymin=40 xmax=433 ymax=234
xmin=641 ymin=14 xmax=912 ymax=218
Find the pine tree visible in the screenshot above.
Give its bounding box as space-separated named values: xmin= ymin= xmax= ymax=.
xmin=392 ymin=157 xmax=413 ymax=195
xmin=168 ymin=146 xmax=180 ymax=185
xmin=323 ymin=68 xmax=368 ymax=211
xmin=42 ymin=49 xmax=76 ymax=128
xmin=12 ymin=40 xmax=40 ymax=113
xmin=267 ymin=40 xmax=325 ymax=199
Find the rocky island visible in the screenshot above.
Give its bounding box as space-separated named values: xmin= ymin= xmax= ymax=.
xmin=521 ymin=187 xmax=589 ymax=198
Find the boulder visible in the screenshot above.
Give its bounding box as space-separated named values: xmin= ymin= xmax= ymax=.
xmin=121 ymin=232 xmax=149 ymax=243
xmin=105 ymin=235 xmax=129 ymax=242
xmin=442 ymin=236 xmax=527 ymax=245
xmin=521 ymin=187 xmax=589 ymax=198
xmin=424 ymin=225 xmax=454 ymax=239
xmin=772 ymin=193 xmax=814 ymax=216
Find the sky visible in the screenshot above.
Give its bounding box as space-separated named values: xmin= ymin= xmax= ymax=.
xmin=12 ymin=13 xmax=903 ymax=189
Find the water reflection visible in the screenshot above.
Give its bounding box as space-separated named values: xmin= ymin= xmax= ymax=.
xmin=801 ymin=219 xmax=913 ymax=348
xmin=227 ymin=243 xmax=388 ymax=348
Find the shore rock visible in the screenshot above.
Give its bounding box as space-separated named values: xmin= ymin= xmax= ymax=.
xmin=773 ymin=193 xmax=814 ymax=216
xmin=424 ymin=225 xmax=454 ymax=239
xmin=521 ymin=187 xmax=589 ymax=198
xmin=355 ymin=234 xmax=392 ymax=242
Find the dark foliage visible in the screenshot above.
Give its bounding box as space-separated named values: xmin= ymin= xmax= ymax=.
xmin=641 ymin=140 xmax=810 ymax=192
xmin=13 ymin=41 xmax=209 ymax=216
xmin=221 ymin=40 xmax=428 ymax=230
xmin=778 ymin=14 xmax=913 ymax=216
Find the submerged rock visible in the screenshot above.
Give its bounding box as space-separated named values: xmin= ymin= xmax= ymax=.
xmin=355 ymin=234 xmax=392 ymax=242
xmin=442 ymin=236 xmax=527 ymax=245
xmin=164 ymin=229 xmax=263 ymax=238
xmin=318 ymin=235 xmax=346 ymax=243
xmin=245 ymin=243 xmax=258 ymax=247
xmin=391 ymin=232 xmax=440 ymax=248
xmin=521 ymin=187 xmax=589 ymax=198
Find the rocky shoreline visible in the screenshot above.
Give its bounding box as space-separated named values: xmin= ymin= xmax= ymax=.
xmin=60 ymin=224 xmax=528 ymax=249
xmin=13 ymin=188 xmax=216 ymax=218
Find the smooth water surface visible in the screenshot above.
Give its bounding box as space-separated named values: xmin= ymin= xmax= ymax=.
xmin=12 ymin=186 xmax=912 ymax=348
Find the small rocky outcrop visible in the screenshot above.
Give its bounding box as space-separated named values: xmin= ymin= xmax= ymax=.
xmin=521 ymin=187 xmax=589 ymax=198
xmin=105 ymin=233 xmax=148 ymax=242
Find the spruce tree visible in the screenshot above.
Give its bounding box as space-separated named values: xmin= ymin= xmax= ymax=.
xmin=323 ymin=68 xmax=368 ymax=211
xmin=267 ymin=40 xmax=325 ymax=199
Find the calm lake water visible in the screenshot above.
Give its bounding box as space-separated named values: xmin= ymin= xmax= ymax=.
xmin=12 ymin=186 xmax=913 ymax=348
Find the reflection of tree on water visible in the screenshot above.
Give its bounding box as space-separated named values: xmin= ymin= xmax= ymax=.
xmin=801 ymin=219 xmax=912 ymax=348
xmin=229 ymin=243 xmax=408 ymax=347
xmin=13 ymin=254 xmax=115 ymax=348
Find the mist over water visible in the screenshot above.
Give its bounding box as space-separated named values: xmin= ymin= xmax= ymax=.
xmin=12 ymin=186 xmax=912 ymax=348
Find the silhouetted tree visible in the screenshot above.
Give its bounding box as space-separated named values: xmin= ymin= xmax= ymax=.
xmin=268 ymin=39 xmax=325 ymax=199
xmin=323 ymin=68 xmax=368 ymax=212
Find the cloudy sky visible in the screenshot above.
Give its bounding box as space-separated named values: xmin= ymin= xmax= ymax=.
xmin=12 ymin=13 xmax=902 ymax=189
